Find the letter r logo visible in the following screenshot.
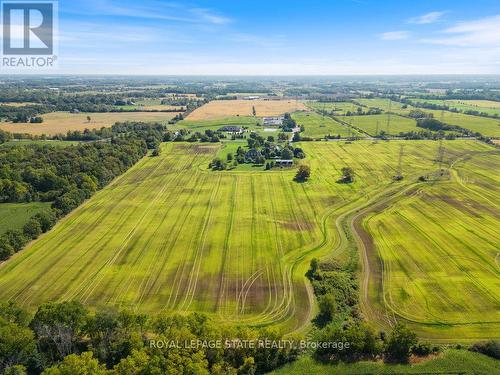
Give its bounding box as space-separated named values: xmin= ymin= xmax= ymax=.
xmin=2 ymin=1 xmax=54 ymax=55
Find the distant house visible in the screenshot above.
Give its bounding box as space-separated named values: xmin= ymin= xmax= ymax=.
xmin=243 ymin=96 xmax=260 ymax=100
xmin=263 ymin=116 xmax=284 ymax=126
xmin=275 ymin=159 xmax=293 ymax=167
xmin=70 ymin=109 xmax=80 ymax=114
xmin=218 ymin=125 xmax=243 ymax=134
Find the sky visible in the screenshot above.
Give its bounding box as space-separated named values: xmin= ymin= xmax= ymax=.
xmin=4 ymin=0 xmax=500 ymax=75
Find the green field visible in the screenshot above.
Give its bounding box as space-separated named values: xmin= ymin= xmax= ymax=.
xmin=270 ymin=350 xmax=500 ymax=375
xmin=172 ymin=116 xmax=261 ymax=133
xmin=306 ymin=101 xmax=362 ymax=116
xmin=359 ymin=149 xmax=500 ymax=341
xmin=0 ymin=140 xmax=496 ymax=340
xmin=341 ymin=114 xmax=418 ymax=136
xmin=410 ymin=98 xmax=500 ymax=117
xmin=0 ymin=202 xmax=52 ymax=235
xmin=292 ymin=111 xmax=358 ymax=138
xmin=354 ymin=99 xmax=500 ymax=137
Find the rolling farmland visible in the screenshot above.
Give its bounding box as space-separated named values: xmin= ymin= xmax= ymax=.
xmin=0 ymin=139 xmax=496 ymax=339
xmin=187 ymin=99 xmax=307 ymax=120
xmin=0 ymin=111 xmax=178 ymax=135
xmin=306 ymin=101 xmax=363 ymax=116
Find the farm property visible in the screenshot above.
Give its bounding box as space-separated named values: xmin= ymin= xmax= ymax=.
xmin=0 ymin=140 xmax=496 ymax=339
xmin=187 ymin=99 xmax=307 ymax=120
xmin=0 ymin=111 xmax=178 ymax=135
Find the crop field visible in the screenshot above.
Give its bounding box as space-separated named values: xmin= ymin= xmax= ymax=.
xmin=306 ymin=101 xmax=363 ymax=116
xmin=341 ymin=114 xmax=418 ymax=136
xmin=0 ymin=139 xmax=495 ymax=339
xmin=187 ymin=99 xmax=307 ymax=120
xmin=357 ymin=148 xmax=500 ymax=341
xmin=292 ymin=111 xmax=359 ymax=138
xmin=410 ymin=98 xmax=500 ymax=117
xmin=0 ymin=111 xmax=178 ymax=135
xmin=354 ymin=99 xmax=500 ymax=137
xmin=0 ymin=202 xmax=51 ymax=235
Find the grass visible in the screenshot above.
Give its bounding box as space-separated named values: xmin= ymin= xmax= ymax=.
xmin=306 ymin=101 xmax=362 ymax=116
xmin=0 ymin=140 xmax=80 ymax=148
xmin=352 ymin=99 xmax=500 ymax=137
xmin=270 ymin=350 xmax=500 ymax=374
xmin=187 ymin=99 xmax=307 ymax=120
xmin=0 ymin=202 xmax=52 ymax=235
xmin=292 ymin=111 xmax=359 ymax=138
xmin=0 ymin=140 xmax=496 ymax=340
xmin=410 ymin=99 xmax=500 ymax=117
xmin=0 ymin=111 xmax=178 ymax=136
xmin=340 ymin=114 xmax=418 ymax=136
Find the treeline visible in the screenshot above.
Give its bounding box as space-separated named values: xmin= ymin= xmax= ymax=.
xmin=0 ymin=123 xmax=169 ymax=261
xmin=0 ymin=301 xmax=300 ymax=374
xmin=0 ymin=104 xmax=54 ymax=123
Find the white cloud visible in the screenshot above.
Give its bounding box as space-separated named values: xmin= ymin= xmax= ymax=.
xmin=408 ymin=11 xmax=447 ymax=24
xmin=379 ymin=31 xmax=410 ymax=41
xmin=190 ymin=8 xmax=231 ymax=25
xmin=421 ymin=14 xmax=500 ymax=46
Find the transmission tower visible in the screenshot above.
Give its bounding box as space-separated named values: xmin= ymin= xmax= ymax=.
xmin=395 ymin=144 xmax=404 ymax=180
xmin=436 ymin=138 xmax=445 ymax=174
xmin=386 ymin=99 xmax=392 ymax=136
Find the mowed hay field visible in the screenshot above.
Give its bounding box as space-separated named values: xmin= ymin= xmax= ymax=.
xmin=0 ymin=140 xmax=496 ymax=337
xmin=359 ymin=149 xmax=500 ymax=341
xmin=0 ymin=111 xmax=178 ymax=135
xmin=187 ymin=99 xmax=307 ymax=120
xmin=292 ymin=111 xmax=360 ymax=138
xmin=344 ymin=114 xmax=418 ymax=136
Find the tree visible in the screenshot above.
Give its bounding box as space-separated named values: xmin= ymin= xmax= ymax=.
xmin=339 ymin=167 xmax=354 ymax=183
xmin=41 ymin=352 xmax=108 ymax=375
xmin=252 ymin=106 xmax=256 ymax=116
xmin=384 ymin=323 xmax=417 ymax=363
xmin=22 ymin=218 xmax=42 ymax=240
xmin=31 ymin=301 xmax=88 ymax=360
xmin=294 ymin=165 xmax=311 ymax=182
xmin=281 ymin=148 xmax=293 ymax=160
xmin=0 ymin=318 xmax=38 ymax=374
xmin=87 ymin=116 xmax=91 ymax=123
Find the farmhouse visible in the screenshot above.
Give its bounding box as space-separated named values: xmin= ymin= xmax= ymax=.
xmin=218 ymin=125 xmax=243 ymax=134
xmin=263 ymin=116 xmax=284 ymax=126
xmin=275 ymin=159 xmax=293 ymax=167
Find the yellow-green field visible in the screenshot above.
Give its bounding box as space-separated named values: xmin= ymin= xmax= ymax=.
xmin=306 ymin=101 xmax=363 ymax=116
xmin=292 ymin=111 xmax=359 ymax=138
xmin=0 ymin=111 xmax=178 ymax=135
xmin=0 ymin=140 xmax=496 ymax=340
xmin=342 ymin=114 xmax=418 ymax=136
xmin=410 ymin=98 xmax=500 ymax=117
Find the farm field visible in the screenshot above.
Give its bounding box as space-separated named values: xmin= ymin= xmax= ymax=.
xmin=340 ymin=114 xmax=418 ymax=136
xmin=357 ymin=148 xmax=500 ymax=341
xmin=0 ymin=111 xmax=178 ymax=135
xmin=0 ymin=139 xmax=495 ymax=340
xmin=410 ymin=98 xmax=500 ymax=117
xmin=292 ymin=111 xmax=359 ymax=138
xmin=354 ymin=99 xmax=500 ymax=137
xmin=306 ymin=101 xmax=362 ymax=116
xmin=187 ymin=99 xmax=306 ymax=120
xmin=0 ymin=202 xmax=52 ymax=235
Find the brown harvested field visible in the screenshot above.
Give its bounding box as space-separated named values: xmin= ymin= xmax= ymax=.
xmin=187 ymin=99 xmax=306 ymax=120
xmin=0 ymin=111 xmax=177 ymax=135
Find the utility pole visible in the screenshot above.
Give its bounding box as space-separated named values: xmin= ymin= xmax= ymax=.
xmin=436 ymin=137 xmax=445 ymax=175
xmin=386 ymin=99 xmax=392 ymax=136
xmin=394 ymin=144 xmax=404 ymax=180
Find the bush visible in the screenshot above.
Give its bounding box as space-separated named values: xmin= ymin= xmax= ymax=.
xmin=22 ymin=218 xmax=42 ymax=240
xmin=294 ymin=165 xmax=311 ymax=182
xmin=469 ymin=340 xmax=500 ymax=359
xmin=384 ymin=323 xmax=418 ymax=363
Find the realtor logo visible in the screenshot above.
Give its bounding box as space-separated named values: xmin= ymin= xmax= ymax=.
xmin=1 ymin=0 xmax=58 ymax=68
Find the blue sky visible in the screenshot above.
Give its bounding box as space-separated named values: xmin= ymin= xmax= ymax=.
xmin=41 ymin=0 xmax=500 ymax=74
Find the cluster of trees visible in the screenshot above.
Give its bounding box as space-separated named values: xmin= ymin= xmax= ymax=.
xmin=306 ymin=259 xmax=437 ymax=364
xmin=0 ymin=104 xmax=53 ymax=123
xmin=337 ymin=167 xmax=355 ymax=183
xmin=281 ymin=113 xmax=297 ymax=132
xmin=0 ymin=301 xmax=300 ymax=374
xmin=407 ymin=109 xmax=434 ymax=119
xmin=163 ymin=129 xmax=223 ymax=143
xmin=0 ymin=123 xmax=170 ymax=261
xmin=416 ymin=118 xmax=474 ymax=137
xmin=294 ymin=165 xmax=311 ymax=182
